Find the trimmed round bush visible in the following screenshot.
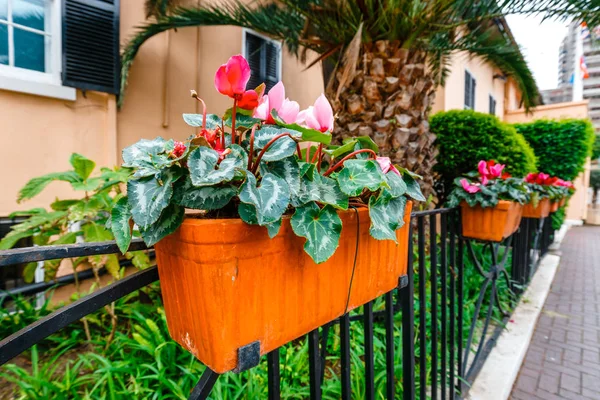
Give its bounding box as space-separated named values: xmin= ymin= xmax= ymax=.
xmin=431 ymin=110 xmax=537 ymax=198
xmin=514 ymin=119 xmax=595 ymax=181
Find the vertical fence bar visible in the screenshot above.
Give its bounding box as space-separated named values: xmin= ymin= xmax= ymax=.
xmin=340 ymin=313 xmax=351 ymax=400
xmin=440 ymin=213 xmax=448 ymax=400
xmin=449 ymin=212 xmax=456 ymax=399
xmin=267 ymin=349 xmax=281 ymax=400
xmin=402 ymin=222 xmax=416 ymax=400
xmin=457 ymin=234 xmax=465 ymax=397
xmin=385 ymin=291 xmax=395 ymax=399
xmin=418 ymin=216 xmax=427 ymax=399
xmin=308 ymin=329 xmax=322 ymax=400
xmin=430 ymin=215 xmax=438 ymax=400
xmin=364 ymin=301 xmax=375 ymax=400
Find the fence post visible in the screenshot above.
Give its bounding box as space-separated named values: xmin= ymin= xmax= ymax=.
xmin=401 ymin=223 xmax=415 ymax=400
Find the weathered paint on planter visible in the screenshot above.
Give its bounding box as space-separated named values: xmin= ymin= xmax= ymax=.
xmin=154 ymin=203 xmax=412 ymax=373
xmin=522 ymin=198 xmax=551 ymax=219
xmin=460 ymin=200 xmax=523 ymax=242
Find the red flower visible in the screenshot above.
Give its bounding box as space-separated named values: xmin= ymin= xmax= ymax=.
xmin=214 ymin=55 xmax=259 ymax=110
xmin=478 ymin=160 xmax=505 ymax=180
xmin=171 ymin=141 xmax=186 ymax=158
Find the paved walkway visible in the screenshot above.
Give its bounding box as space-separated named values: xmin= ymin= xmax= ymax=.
xmin=511 ymin=225 xmax=600 ymax=400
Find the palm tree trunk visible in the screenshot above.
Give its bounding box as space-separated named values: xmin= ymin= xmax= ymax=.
xmin=328 ymin=41 xmax=438 ymax=200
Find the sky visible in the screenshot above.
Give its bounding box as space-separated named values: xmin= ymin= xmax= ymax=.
xmin=506 ymin=15 xmax=569 ymax=91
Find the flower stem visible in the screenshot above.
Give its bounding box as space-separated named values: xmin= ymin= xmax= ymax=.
xmin=247 ymin=124 xmax=258 ymax=170
xmin=231 ymin=98 xmax=238 ymax=145
xmin=191 ymin=92 xmax=207 ymax=131
xmin=323 ymin=149 xmax=377 ymax=176
xmin=251 ymin=133 xmax=297 ymax=174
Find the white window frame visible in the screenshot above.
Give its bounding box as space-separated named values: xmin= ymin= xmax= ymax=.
xmin=0 ymin=0 xmax=75 ymax=100
xmin=241 ymin=28 xmax=282 ymax=84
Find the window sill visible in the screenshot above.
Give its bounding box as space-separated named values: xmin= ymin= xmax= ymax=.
xmin=0 ymin=75 xmax=76 ymax=101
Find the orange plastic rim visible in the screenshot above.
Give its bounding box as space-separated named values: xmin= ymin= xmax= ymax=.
xmin=522 ymin=198 xmax=551 ymax=219
xmin=460 ymin=200 xmax=523 ymax=242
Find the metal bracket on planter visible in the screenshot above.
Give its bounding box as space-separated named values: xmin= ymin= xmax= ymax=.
xmin=235 ymin=340 xmax=261 ymax=373
xmin=399 ymin=275 xmax=409 ymax=289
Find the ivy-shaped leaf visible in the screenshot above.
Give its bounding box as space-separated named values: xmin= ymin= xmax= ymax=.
xmin=260 ymin=158 xmax=301 ymax=204
xmin=238 ymin=202 xmax=282 ymax=238
xmin=291 ymin=202 xmax=342 ymax=264
xmin=336 ymin=159 xmax=386 ymax=196
xmin=140 ymin=204 xmax=185 ymax=246
xmin=110 ymin=196 xmax=132 ymax=254
xmin=225 ymin=114 xmax=262 ymax=129
xmin=173 ymin=178 xmax=237 ymax=210
xmin=253 ymin=125 xmax=302 ymax=149
xmin=122 ymin=137 xmax=174 ymax=179
xmin=188 ymin=147 xmax=242 ymax=187
xmin=260 ymin=136 xmax=298 ymax=162
xmin=183 ymin=113 xmax=221 ymax=130
xmin=385 ymin=171 xmax=408 ymax=198
xmin=368 ymin=193 xmax=407 ymax=242
xmin=127 ymin=169 xmax=178 ymax=229
xmin=404 ymin=174 xmax=426 ymax=202
xmin=297 ymin=170 xmax=349 ymax=210
xmin=239 ymin=173 xmax=290 ymax=225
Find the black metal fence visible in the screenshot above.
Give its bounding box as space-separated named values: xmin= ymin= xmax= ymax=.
xmin=0 ymin=208 xmax=555 ymax=399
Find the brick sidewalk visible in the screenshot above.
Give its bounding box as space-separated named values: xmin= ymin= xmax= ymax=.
xmin=511 ymin=225 xmax=600 ymax=400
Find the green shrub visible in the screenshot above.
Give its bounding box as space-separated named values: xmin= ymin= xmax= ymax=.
xmin=591 ymin=169 xmax=600 ymax=191
xmin=592 ymin=135 xmax=600 ymax=161
xmin=514 ymin=119 xmax=595 ymax=181
xmin=431 ymin=110 xmax=537 ymax=198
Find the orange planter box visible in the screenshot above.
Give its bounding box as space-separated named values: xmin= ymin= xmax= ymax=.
xmin=460 ymin=200 xmax=523 ymax=242
xmin=522 ymin=198 xmax=551 ymax=219
xmin=154 ymin=202 xmax=412 ymax=373
xmin=550 ymin=201 xmax=559 ymax=212
xmin=559 ymin=198 xmax=566 ymax=207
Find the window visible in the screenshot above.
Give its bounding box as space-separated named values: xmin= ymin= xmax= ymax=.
xmin=243 ymin=29 xmax=281 ymax=92
xmin=464 ymin=70 xmax=476 ymax=110
xmin=0 ymin=0 xmax=74 ymax=99
xmin=489 ymin=95 xmax=497 ymax=115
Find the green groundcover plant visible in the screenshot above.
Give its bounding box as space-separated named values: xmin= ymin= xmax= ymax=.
xmin=447 ymin=160 xmax=528 ymax=208
xmin=112 ymin=55 xmax=424 ymax=263
xmin=431 ymin=110 xmax=537 ymax=199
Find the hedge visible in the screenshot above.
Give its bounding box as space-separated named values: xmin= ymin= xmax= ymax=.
xmin=592 ymin=135 xmax=600 ymax=161
xmin=514 ymin=119 xmax=595 ymax=181
xmin=431 ymin=110 xmax=537 ymax=198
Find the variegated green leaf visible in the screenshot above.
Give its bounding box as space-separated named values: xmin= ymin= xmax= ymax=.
xmin=122 ymin=137 xmax=174 ymax=178
xmin=140 ymin=204 xmax=185 ymax=246
xmin=368 ymin=193 xmax=407 ymax=242
xmin=224 ymin=113 xmax=262 ymax=129
xmin=173 ymin=178 xmax=237 ymax=210
xmin=297 ymin=170 xmax=349 ymax=210
xmin=291 ymin=202 xmax=342 ymax=264
xmin=111 ymin=196 xmax=132 ymax=253
xmin=385 ymin=171 xmax=408 ymax=198
xmin=239 ymin=173 xmax=290 ymax=225
xmin=238 ymin=202 xmax=282 ymax=238
xmin=260 ymin=157 xmax=301 ymax=204
xmin=253 ymin=125 xmax=302 ymax=149
xmin=127 ymin=170 xmax=178 ymax=229
xmin=404 ymin=174 xmax=426 ymax=202
xmin=260 ymin=136 xmax=298 ymax=162
xmin=183 ymin=113 xmax=221 ymax=129
xmin=188 ymin=147 xmax=241 ymax=187
xmin=336 ymin=160 xmax=386 ymax=196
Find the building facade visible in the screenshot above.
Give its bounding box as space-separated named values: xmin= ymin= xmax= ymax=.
xmin=583 ymin=34 xmax=600 ymax=133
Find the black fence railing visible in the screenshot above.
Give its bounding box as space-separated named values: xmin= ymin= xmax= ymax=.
xmin=0 ymin=208 xmax=555 ymax=399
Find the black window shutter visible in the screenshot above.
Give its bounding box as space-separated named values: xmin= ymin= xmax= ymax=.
xmin=245 ymin=31 xmax=280 ymax=92
xmin=471 ymin=78 xmax=476 ymax=109
xmin=464 ymin=71 xmax=471 ymax=109
xmin=62 ymin=0 xmax=120 ymax=94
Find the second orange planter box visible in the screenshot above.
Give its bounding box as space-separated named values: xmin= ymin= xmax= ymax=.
xmin=460 ymin=200 xmax=523 ymax=242
xmin=154 ymin=202 xmax=412 ymax=373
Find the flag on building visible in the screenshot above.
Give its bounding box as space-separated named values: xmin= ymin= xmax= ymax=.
xmin=582 ymin=22 xmax=591 ymax=39
xmin=581 ymin=56 xmax=590 ymax=79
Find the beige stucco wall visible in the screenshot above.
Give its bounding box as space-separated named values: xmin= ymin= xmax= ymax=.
xmin=0 ymin=0 xmax=323 ymax=217
xmin=504 ymin=100 xmax=591 ymax=221
xmin=431 ymin=52 xmax=510 ymax=118
xmin=0 ymin=91 xmax=117 ymax=216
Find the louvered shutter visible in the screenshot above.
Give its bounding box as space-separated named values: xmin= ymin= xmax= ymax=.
xmin=245 ymin=31 xmax=280 ymax=92
xmin=62 ymin=0 xmax=120 ymax=94
xmin=464 ymin=71 xmax=471 ymax=109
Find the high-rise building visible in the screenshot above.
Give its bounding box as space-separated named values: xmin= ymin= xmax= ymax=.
xmin=558 ymin=23 xmax=578 ymax=87
xmin=583 ymin=32 xmax=600 ymax=133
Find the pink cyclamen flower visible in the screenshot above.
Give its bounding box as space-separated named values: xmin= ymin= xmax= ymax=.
xmin=478 ymin=160 xmax=489 ymax=177
xmin=253 ymin=82 xmax=300 ymax=124
xmin=296 ymin=93 xmax=334 ymax=133
xmin=172 ymin=141 xmax=186 ymax=158
xmin=488 ymin=163 xmax=505 ymax=178
xmin=480 ymin=175 xmax=489 ymax=186
xmin=461 ymin=179 xmax=481 ymax=194
xmin=214 ymin=55 xmax=259 ymax=109
xmin=376 ymin=157 xmax=401 ymax=176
